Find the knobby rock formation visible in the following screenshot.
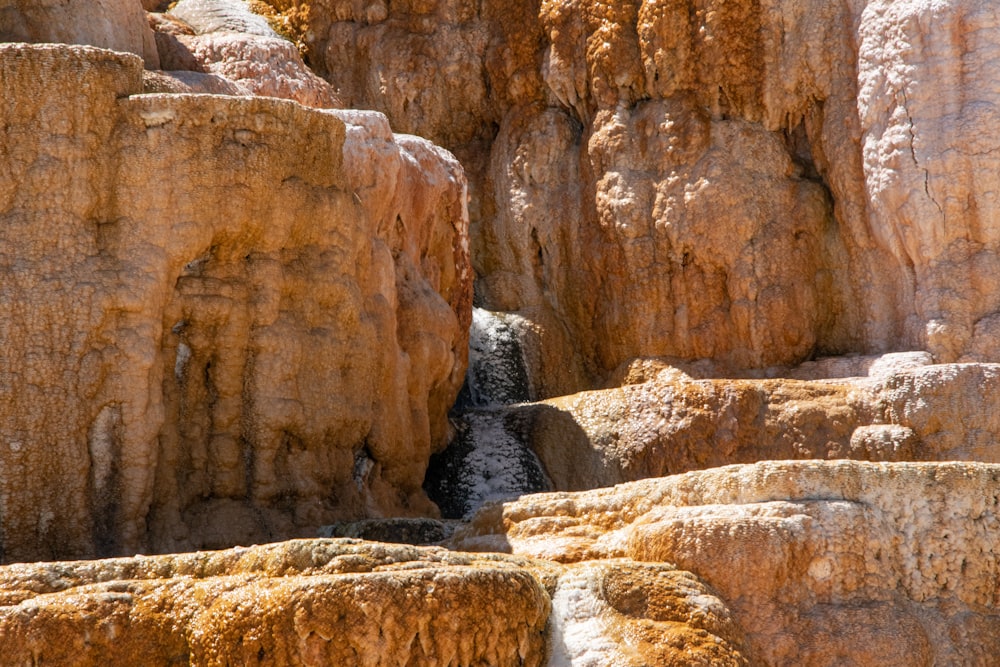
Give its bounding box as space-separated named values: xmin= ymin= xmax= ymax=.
xmin=0 ymin=0 xmax=1000 ymax=665
xmin=309 ymin=0 xmax=1000 ymax=391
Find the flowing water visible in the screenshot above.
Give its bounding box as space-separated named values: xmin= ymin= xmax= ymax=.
xmin=425 ymin=308 xmax=550 ymax=518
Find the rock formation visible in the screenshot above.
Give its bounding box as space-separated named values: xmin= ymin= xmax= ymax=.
xmin=2 ymin=460 xmax=997 ymax=665
xmin=308 ymin=0 xmax=1000 ymax=389
xmin=0 ymin=0 xmax=160 ymax=68
xmin=507 ymin=355 xmax=1000 ymax=492
xmin=2 ymin=0 xmax=1000 ymax=665
xmin=0 ymin=42 xmax=470 ymax=561
xmin=0 ymin=540 xmax=552 ymax=666
xmin=152 ymin=0 xmax=341 ymax=108
xmin=452 ymin=460 xmax=1000 ymax=665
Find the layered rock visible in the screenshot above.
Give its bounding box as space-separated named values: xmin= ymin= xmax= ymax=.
xmin=432 ymin=354 xmax=1000 ymax=516
xmin=526 ymin=357 xmax=1000 ymax=490
xmin=0 ymin=43 xmax=470 ymax=561
xmin=0 ymin=538 xmax=756 ymax=665
xmin=0 ymin=0 xmax=160 ymax=68
xmin=304 ymin=0 xmax=1000 ymax=390
xmin=0 ymin=540 xmax=552 ymax=666
xmin=453 ymin=460 xmax=1000 ymax=665
xmin=150 ymin=0 xmax=341 ymax=108
xmin=5 ymin=460 xmax=997 ymax=666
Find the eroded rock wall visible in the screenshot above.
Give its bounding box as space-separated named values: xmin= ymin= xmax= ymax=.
xmin=0 ymin=44 xmax=470 ymax=561
xmin=307 ymin=0 xmax=1000 ymax=390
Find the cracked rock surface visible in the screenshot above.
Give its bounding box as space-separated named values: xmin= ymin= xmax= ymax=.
xmin=452 ymin=460 xmax=1000 ymax=666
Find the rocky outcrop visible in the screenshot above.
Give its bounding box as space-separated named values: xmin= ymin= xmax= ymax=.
xmin=0 ymin=537 xmax=756 ymax=665
xmin=525 ymin=357 xmax=1000 ymax=490
xmin=4 ymin=460 xmax=997 ymax=666
xmin=453 ymin=460 xmax=1000 ymax=665
xmin=0 ymin=541 xmax=552 ymax=666
xmin=0 ymin=537 xmax=760 ymax=665
xmin=150 ymin=0 xmax=342 ymax=108
xmin=305 ymin=0 xmax=1000 ymax=390
xmin=2 ymin=4 xmax=1000 ymax=664
xmin=0 ymin=0 xmax=160 ymax=68
xmin=431 ymin=354 xmax=1000 ymax=516
xmin=0 ymin=43 xmax=470 ymax=561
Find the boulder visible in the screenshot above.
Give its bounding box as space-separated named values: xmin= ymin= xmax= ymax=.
xmin=0 ymin=0 xmax=159 ymax=68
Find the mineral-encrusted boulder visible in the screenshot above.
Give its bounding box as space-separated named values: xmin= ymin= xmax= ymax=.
xmin=0 ymin=0 xmax=160 ymax=68
xmin=153 ymin=0 xmax=342 ymax=108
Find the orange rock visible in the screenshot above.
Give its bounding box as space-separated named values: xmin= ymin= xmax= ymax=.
xmin=0 ymin=44 xmax=470 ymax=561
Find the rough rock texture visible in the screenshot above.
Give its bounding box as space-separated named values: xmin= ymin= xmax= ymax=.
xmin=453 ymin=460 xmax=1000 ymax=665
xmin=0 ymin=538 xmax=757 ymax=666
xmin=0 ymin=0 xmax=160 ymax=68
xmin=153 ymin=0 xmax=341 ymax=108
xmin=436 ymin=355 xmax=1000 ymax=506
xmin=305 ymin=0 xmax=1000 ymax=391
xmin=548 ymin=559 xmax=753 ymax=666
xmin=0 ymin=540 xmax=551 ymax=666
xmin=0 ymin=43 xmax=470 ymax=561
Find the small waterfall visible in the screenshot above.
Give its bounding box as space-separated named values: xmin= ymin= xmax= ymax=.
xmin=425 ymin=308 xmax=550 ymax=519
xmin=455 ymin=307 xmax=533 ymax=408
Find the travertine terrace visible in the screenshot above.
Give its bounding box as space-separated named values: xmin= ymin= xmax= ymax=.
xmin=0 ymin=0 xmax=999 ymax=665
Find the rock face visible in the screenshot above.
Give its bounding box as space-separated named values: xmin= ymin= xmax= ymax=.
xmin=430 ymin=353 xmax=1000 ymax=518
xmin=0 ymin=43 xmax=470 ymax=561
xmin=2 ymin=2 xmax=1000 ymax=665
xmin=521 ymin=357 xmax=1000 ymax=491
xmin=0 ymin=0 xmax=160 ymax=68
xmin=453 ymin=460 xmax=1000 ymax=665
xmin=306 ymin=0 xmax=1000 ymax=390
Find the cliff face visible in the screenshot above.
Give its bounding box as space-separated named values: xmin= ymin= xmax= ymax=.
xmin=0 ymin=44 xmax=470 ymax=561
xmin=310 ymin=0 xmax=1000 ymax=390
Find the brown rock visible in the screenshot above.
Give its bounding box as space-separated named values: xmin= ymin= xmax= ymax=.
xmin=549 ymin=560 xmax=754 ymax=666
xmin=302 ymin=0 xmax=1000 ymax=391
xmin=0 ymin=537 xmax=762 ymax=666
xmin=460 ymin=357 xmax=1000 ymax=494
xmin=0 ymin=43 xmax=470 ymax=561
xmin=0 ymin=540 xmax=551 ymax=666
xmin=155 ymin=0 xmax=342 ymax=108
xmin=0 ymin=0 xmax=160 ymax=68
xmin=453 ymin=460 xmax=1000 ymax=665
